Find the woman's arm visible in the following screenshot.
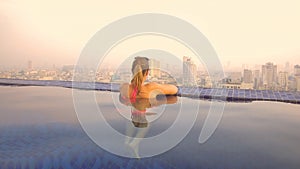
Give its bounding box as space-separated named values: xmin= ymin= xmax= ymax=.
xmin=147 ymin=82 xmax=178 ymax=95
xmin=119 ymin=83 xmax=130 ymax=97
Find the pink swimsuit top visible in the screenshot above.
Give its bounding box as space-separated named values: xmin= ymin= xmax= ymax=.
xmin=121 ymin=86 xmax=138 ymax=105
xmin=130 ymin=86 xmax=138 ymax=103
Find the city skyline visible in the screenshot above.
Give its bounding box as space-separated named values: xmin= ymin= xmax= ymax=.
xmin=1 ymin=57 xmax=300 ymax=92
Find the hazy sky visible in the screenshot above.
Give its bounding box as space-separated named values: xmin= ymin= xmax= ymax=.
xmin=1 ymin=0 xmax=300 ymax=69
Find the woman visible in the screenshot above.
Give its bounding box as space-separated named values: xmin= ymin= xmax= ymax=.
xmin=120 ymin=56 xmax=178 ymax=102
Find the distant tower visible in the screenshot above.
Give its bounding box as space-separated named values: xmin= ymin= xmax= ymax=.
xmin=242 ymin=64 xmax=245 ymax=70
xmin=296 ymin=77 xmax=300 ymax=92
xmin=278 ymin=71 xmax=288 ymax=91
xmin=243 ymin=69 xmax=253 ymax=83
xmin=183 ymin=56 xmax=197 ymax=86
xmin=149 ymin=59 xmax=161 ymax=78
xmin=294 ymin=65 xmax=300 ymax=91
xmin=294 ymin=65 xmax=300 ymax=76
xmin=28 ymin=60 xmax=33 ymax=70
xmin=285 ymin=62 xmax=290 ymax=73
xmin=262 ymin=62 xmax=277 ymax=89
xmin=253 ymin=70 xmax=260 ymax=89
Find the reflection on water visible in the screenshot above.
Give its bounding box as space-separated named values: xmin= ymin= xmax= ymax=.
xmin=119 ymin=95 xmax=178 ymax=128
xmin=1 ymin=86 xmax=300 ymax=169
xmin=119 ymin=95 xmax=178 ymax=158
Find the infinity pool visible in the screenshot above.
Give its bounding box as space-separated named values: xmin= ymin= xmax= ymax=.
xmin=0 ymin=86 xmax=300 ymax=169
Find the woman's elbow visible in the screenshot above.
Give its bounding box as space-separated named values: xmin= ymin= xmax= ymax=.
xmin=168 ymin=85 xmax=178 ymax=95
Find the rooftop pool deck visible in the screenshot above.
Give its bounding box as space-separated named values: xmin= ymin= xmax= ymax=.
xmin=0 ymin=85 xmax=300 ymax=169
xmin=1 ymin=78 xmax=300 ymax=104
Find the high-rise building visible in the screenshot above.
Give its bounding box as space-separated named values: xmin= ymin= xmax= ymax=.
xmin=285 ymin=62 xmax=290 ymax=73
xmin=183 ymin=56 xmax=197 ymax=86
xmin=294 ymin=65 xmax=300 ymax=91
xmin=294 ymin=65 xmax=300 ymax=76
xmin=28 ymin=60 xmax=33 ymax=70
xmin=227 ymin=72 xmax=242 ymax=84
xmin=278 ymin=71 xmax=288 ymax=91
xmin=262 ymin=62 xmax=277 ymax=89
xmin=296 ymin=77 xmax=300 ymax=92
xmin=253 ymin=69 xmax=260 ymax=89
xmin=204 ymin=76 xmax=212 ymax=88
xmin=243 ymin=69 xmax=253 ymax=83
xmin=149 ymin=59 xmax=161 ymax=78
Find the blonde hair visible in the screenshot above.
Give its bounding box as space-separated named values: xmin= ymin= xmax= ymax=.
xmin=131 ymin=57 xmax=149 ymax=92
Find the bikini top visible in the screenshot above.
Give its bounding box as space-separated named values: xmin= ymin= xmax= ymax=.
xmin=120 ymin=86 xmax=138 ymax=105
xmin=130 ymin=86 xmax=138 ymax=103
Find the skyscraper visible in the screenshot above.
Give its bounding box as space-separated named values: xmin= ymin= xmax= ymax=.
xmin=285 ymin=62 xmax=290 ymax=73
xmin=262 ymin=62 xmax=277 ymax=89
xmin=278 ymin=71 xmax=288 ymax=91
xmin=253 ymin=69 xmax=260 ymax=89
xmin=27 ymin=60 xmax=33 ymax=70
xmin=294 ymin=65 xmax=300 ymax=91
xmin=296 ymin=77 xmax=300 ymax=92
xmin=149 ymin=59 xmax=161 ymax=78
xmin=183 ymin=56 xmax=197 ymax=86
xmin=243 ymin=69 xmax=253 ymax=83
xmin=294 ymin=65 xmax=300 ymax=76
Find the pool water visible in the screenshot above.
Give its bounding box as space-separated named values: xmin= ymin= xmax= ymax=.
xmin=0 ymin=86 xmax=300 ymax=169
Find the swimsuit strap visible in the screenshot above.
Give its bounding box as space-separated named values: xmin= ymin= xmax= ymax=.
xmin=130 ymin=86 xmax=138 ymax=103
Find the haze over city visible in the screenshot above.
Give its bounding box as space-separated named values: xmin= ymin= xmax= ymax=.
xmin=1 ymin=0 xmax=300 ymax=69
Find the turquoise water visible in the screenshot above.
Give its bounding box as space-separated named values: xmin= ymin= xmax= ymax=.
xmin=1 ymin=86 xmax=300 ymax=169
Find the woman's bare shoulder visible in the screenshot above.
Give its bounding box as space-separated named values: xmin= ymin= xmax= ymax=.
xmin=144 ymin=82 xmax=159 ymax=88
xmin=144 ymin=82 xmax=178 ymax=95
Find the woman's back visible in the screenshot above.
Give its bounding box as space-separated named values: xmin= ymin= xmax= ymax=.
xmin=120 ymin=82 xmax=178 ymax=99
